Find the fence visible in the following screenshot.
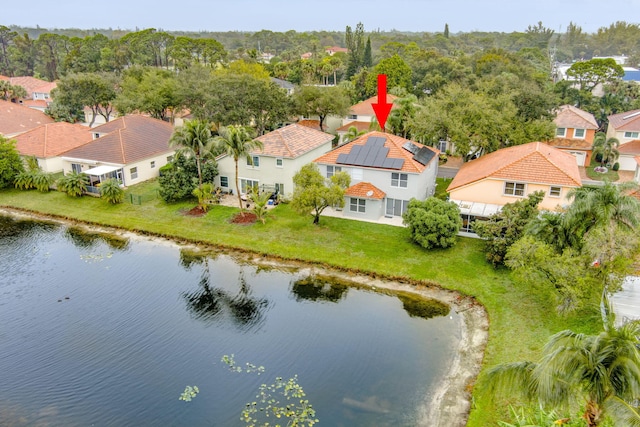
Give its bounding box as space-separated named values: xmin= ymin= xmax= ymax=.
xmin=127 ymin=191 xmax=158 ymax=205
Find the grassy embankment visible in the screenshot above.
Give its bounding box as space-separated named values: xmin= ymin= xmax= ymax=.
xmin=0 ymin=181 xmax=601 ymax=426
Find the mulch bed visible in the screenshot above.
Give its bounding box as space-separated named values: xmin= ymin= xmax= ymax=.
xmin=183 ymin=206 xmax=206 ymax=217
xmin=230 ymin=212 xmax=257 ymax=224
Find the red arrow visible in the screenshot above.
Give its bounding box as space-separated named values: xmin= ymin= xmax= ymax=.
xmin=372 ymin=74 xmax=393 ymax=131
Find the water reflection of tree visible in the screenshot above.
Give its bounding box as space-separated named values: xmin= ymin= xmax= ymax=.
xmin=396 ymin=293 xmax=450 ymax=319
xmin=0 ymin=215 xmax=58 ymax=239
xmin=64 ymin=227 xmax=129 ymax=251
xmin=180 ymin=251 xmax=269 ymax=330
xmin=290 ymin=275 xmax=349 ymax=303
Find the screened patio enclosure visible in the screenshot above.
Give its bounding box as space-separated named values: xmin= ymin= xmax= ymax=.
xmin=83 ymin=165 xmax=124 ymax=194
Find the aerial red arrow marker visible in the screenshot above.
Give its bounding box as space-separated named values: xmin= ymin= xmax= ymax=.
xmin=372 ymin=74 xmax=393 ymax=131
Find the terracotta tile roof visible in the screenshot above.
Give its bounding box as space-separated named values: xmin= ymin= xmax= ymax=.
xmin=15 ymin=122 xmax=91 ymax=157
xmin=349 ymin=94 xmax=399 ymax=117
xmin=21 ymin=99 xmax=50 ymax=109
xmin=0 ymin=100 xmax=54 ymax=135
xmin=9 ymin=76 xmax=57 ymax=97
xmin=313 ymin=131 xmax=438 ymax=174
xmin=554 ymin=104 xmax=598 ymax=129
xmin=544 ymin=138 xmax=592 ymax=150
xmin=254 ymin=123 xmax=333 ymax=158
xmin=448 ymin=141 xmax=582 ymax=191
xmin=0 ymin=75 xmax=9 ymax=81
xmin=296 ymin=119 xmax=322 ymax=131
xmin=61 ymin=115 xmax=174 ymax=164
xmin=345 ymin=182 xmax=386 ymax=199
xmin=336 ymin=121 xmax=371 ymax=132
xmin=608 ymin=109 xmax=640 ymax=131
xmin=618 ymin=139 xmax=640 ymax=154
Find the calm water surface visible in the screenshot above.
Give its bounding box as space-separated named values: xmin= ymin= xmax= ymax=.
xmin=0 ymin=214 xmax=460 ymax=426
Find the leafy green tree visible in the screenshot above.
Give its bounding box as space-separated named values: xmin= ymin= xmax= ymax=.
xmin=345 ymin=22 xmax=365 ymax=78
xmin=0 ymin=135 xmax=24 ymax=189
xmin=292 ymin=85 xmax=350 ymax=131
xmin=158 ymin=156 xmax=200 ymax=203
xmin=0 ymin=25 xmax=16 ymax=75
xmin=170 ymin=119 xmax=217 ymax=190
xmin=250 ymin=188 xmax=271 ymax=224
xmin=474 ymin=191 xmax=544 ymax=266
xmin=402 ymin=198 xmax=462 ymax=249
xmin=53 ymin=72 xmax=119 ymax=126
xmin=35 ymin=33 xmax=70 ymax=81
xmin=114 ymin=67 xmax=179 ymax=121
xmin=388 ymin=94 xmax=418 ymax=137
xmin=99 ymin=178 xmax=124 ymax=204
xmin=592 ymin=132 xmax=620 ymax=167
xmin=364 ymin=54 xmax=413 ymax=97
xmin=486 ymin=310 xmax=640 ymax=427
xmin=343 ymin=125 xmax=366 ymax=143
xmin=214 ymin=125 xmax=263 ymax=212
xmin=191 ymin=183 xmax=216 ymax=212
xmin=566 ymin=58 xmax=625 ymax=92
xmin=0 ymin=80 xmax=26 ymax=101
xmin=56 ymin=171 xmax=88 ymax=197
xmin=291 ymin=163 xmax=350 ymax=225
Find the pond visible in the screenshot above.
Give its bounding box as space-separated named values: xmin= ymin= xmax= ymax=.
xmin=0 ymin=214 xmax=463 ymax=427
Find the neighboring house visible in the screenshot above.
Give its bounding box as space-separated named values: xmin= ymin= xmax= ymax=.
xmin=0 ymin=99 xmax=54 ymax=137
xmin=7 ymin=76 xmax=57 ymax=111
xmin=59 ymin=115 xmax=175 ymax=190
xmin=215 ymin=123 xmax=334 ymax=198
xmin=271 ymin=77 xmax=294 ymax=95
xmin=545 ymin=104 xmax=599 ymax=166
xmin=335 ymin=121 xmax=371 ymax=145
xmin=616 ymin=140 xmax=640 ymax=173
xmin=343 ymin=94 xmax=399 ymax=126
xmin=607 ymin=109 xmax=640 ymax=144
xmin=14 ymin=122 xmax=92 ymax=173
xmin=296 ymin=119 xmax=323 ymax=132
xmin=325 ymin=46 xmax=348 ymax=55
xmin=447 ymin=141 xmax=582 ymax=234
xmin=313 ymin=131 xmax=439 ymax=222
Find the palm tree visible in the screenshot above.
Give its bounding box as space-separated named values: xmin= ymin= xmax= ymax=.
xmin=169 ymin=119 xmax=216 ymax=190
xmin=214 ymin=125 xmax=263 ymax=213
xmin=343 ymin=126 xmax=365 ymax=143
xmin=592 ymin=132 xmax=620 ymax=167
xmin=567 ymin=181 xmax=640 ymax=232
xmin=486 ymin=310 xmax=640 ymax=427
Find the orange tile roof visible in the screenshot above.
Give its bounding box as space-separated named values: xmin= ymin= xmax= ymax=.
xmin=544 ymin=138 xmax=592 ymax=150
xmin=349 ymin=94 xmax=399 ymax=117
xmin=313 ymin=131 xmax=438 ymax=174
xmin=254 ymin=123 xmax=333 ymax=158
xmin=345 ymin=182 xmax=386 ymax=199
xmin=296 ymin=119 xmax=322 ymax=131
xmin=608 ymin=109 xmax=640 ymax=131
xmin=336 ymin=121 xmax=372 ymax=132
xmin=61 ymin=115 xmax=174 ymax=164
xmin=9 ymin=76 xmax=57 ymax=98
xmin=0 ymin=100 xmax=54 ymax=135
xmin=15 ymin=122 xmax=91 ymax=157
xmin=618 ymin=139 xmax=640 ymax=154
xmin=554 ymin=104 xmax=598 ymax=129
xmin=0 ymin=75 xmax=9 ymax=81
xmin=448 ymin=141 xmax=581 ymax=191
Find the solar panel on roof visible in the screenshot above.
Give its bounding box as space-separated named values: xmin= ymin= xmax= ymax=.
xmin=336 ymin=136 xmax=403 ymax=168
xmin=413 ymin=146 xmax=435 ymax=166
xmin=402 ymin=141 xmax=420 ymax=154
xmin=367 ymin=136 xmax=386 ymax=147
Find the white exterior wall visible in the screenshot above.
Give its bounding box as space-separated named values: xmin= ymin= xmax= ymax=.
xmin=215 ymin=142 xmax=333 ymax=198
xmin=342 ymin=197 xmax=385 ymax=221
xmin=35 ymin=156 xmax=65 ymax=174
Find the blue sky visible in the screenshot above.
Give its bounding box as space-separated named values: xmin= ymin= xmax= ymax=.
xmin=3 ymin=0 xmax=638 ymax=34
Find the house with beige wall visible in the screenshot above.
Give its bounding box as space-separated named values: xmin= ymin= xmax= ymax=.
xmin=447 ymin=142 xmax=582 ymax=234
xmin=607 ymin=109 xmax=640 ymax=144
xmin=313 ymin=131 xmax=439 ymax=222
xmin=215 ymin=123 xmax=334 ymax=199
xmin=59 ymin=115 xmax=175 ymax=190
xmin=545 ymin=104 xmax=599 ymax=166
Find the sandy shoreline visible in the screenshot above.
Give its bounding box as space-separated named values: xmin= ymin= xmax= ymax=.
xmin=0 ymin=207 xmax=489 ymax=427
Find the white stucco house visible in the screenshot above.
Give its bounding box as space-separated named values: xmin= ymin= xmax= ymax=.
xmin=313 ymin=131 xmax=439 ymax=222
xmin=215 ymin=123 xmax=334 ymax=199
xmin=59 ymin=115 xmax=175 ymax=191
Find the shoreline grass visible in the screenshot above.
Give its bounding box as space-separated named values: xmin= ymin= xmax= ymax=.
xmin=0 ymin=183 xmax=601 ymax=426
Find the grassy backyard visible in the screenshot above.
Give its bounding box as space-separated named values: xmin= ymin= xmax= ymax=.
xmin=0 ymin=182 xmax=601 ymax=426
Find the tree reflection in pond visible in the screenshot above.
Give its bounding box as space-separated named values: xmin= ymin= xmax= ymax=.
xmin=64 ymin=227 xmax=130 ymax=251
xmin=180 ymin=251 xmax=269 ymax=330
xmin=290 ymin=275 xmax=350 ymax=303
xmin=396 ymin=292 xmax=450 ymax=319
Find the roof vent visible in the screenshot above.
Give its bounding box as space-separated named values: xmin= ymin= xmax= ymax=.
xmin=366 ymin=190 xmax=374 ymax=197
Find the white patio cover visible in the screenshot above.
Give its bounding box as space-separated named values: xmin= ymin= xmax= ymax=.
xmin=83 ymin=165 xmax=120 ymax=176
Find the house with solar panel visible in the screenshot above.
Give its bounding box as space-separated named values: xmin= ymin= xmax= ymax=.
xmin=215 ymin=123 xmax=334 ymax=199
xmin=313 ymin=131 xmax=439 ymax=222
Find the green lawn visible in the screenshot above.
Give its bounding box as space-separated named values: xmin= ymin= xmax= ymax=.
xmin=0 ymin=184 xmax=601 ymax=426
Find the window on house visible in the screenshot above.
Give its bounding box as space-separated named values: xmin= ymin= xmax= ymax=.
xmin=130 ymin=167 xmax=138 ymax=180
xmin=276 ymin=158 xmax=283 ymax=167
xmin=574 ymin=128 xmax=586 ymax=138
xmin=624 ymin=131 xmax=640 ymax=139
xmin=275 ymin=183 xmax=284 ymax=194
xmin=438 ymin=140 xmax=447 ymax=152
xmin=549 ymin=186 xmax=561 ymax=197
xmin=350 ymin=198 xmax=366 ymax=213
xmin=326 ymin=165 xmax=342 ymax=178
xmin=150 ymin=161 xmax=156 ymax=168
xmin=386 ymin=198 xmax=409 ymax=217
xmin=71 ymin=163 xmax=82 ymax=174
xmin=246 ymin=156 xmax=260 ymax=167
xmin=556 ymin=127 xmax=566 ymax=137
xmin=240 ymin=178 xmax=259 ymax=193
xmin=220 ymin=176 xmax=229 ymax=188
xmin=348 ymin=114 xmax=357 ymax=120
xmin=93 ymin=133 xmax=101 ymax=139
xmin=504 ymin=181 xmax=525 ymax=196
xmin=391 ymin=172 xmax=408 ymax=188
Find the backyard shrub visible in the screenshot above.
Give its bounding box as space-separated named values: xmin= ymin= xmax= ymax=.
xmin=612 ymin=162 xmax=620 ymax=171
xmin=402 ymin=197 xmax=462 ymax=249
xmin=57 ymin=172 xmax=88 ymax=197
xmin=100 ymin=179 xmax=125 ymax=204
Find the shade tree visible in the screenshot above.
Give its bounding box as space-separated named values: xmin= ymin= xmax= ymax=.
xmin=402 ymin=197 xmax=462 ymax=249
xmin=291 ymin=163 xmax=350 ymax=225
